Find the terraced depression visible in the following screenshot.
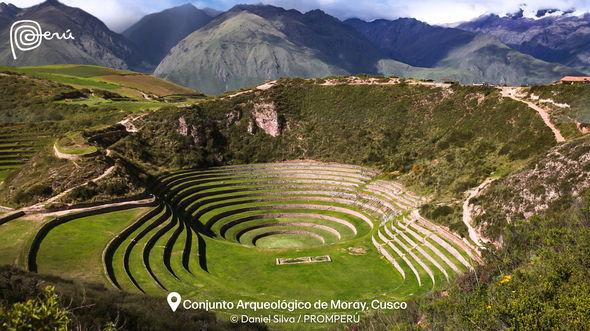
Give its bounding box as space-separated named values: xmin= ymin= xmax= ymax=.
xmin=7 ymin=160 xmax=481 ymax=322
xmin=14 ymin=161 xmax=480 ymax=322
xmin=14 ymin=161 xmax=471 ymax=319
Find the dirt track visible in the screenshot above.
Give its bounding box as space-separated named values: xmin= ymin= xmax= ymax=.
xmin=500 ymin=87 xmax=566 ymax=143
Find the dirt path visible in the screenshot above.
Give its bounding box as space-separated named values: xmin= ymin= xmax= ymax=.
xmin=25 ymin=196 xmax=155 ymax=221
xmin=500 ymin=87 xmax=566 ymax=143
xmin=118 ymin=114 xmax=147 ymax=133
xmin=462 ymin=178 xmax=496 ymax=248
xmin=25 ymin=166 xmax=116 ymax=212
xmin=53 ymin=143 xmax=80 ymax=160
xmin=0 ymin=205 xmax=14 ymax=212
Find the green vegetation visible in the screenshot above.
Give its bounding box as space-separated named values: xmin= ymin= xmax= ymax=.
xmin=0 ymin=286 xmax=70 ymax=331
xmin=0 ymin=71 xmax=155 ymax=207
xmin=0 ymin=218 xmax=39 ymax=267
xmin=0 ymin=266 xmax=263 ymax=330
xmin=529 ymin=84 xmax=590 ymax=139
xmin=54 ymin=132 xmax=98 ymax=156
xmin=2 ymin=65 xmax=199 ymax=99
xmin=1 ymin=66 xmax=587 ymax=330
xmin=369 ymin=189 xmax=590 ymax=330
xmin=114 ymin=79 xmax=555 ymax=203
xmin=17 ymin=162 xmax=475 ymax=329
xmin=37 ymin=208 xmax=148 ymax=284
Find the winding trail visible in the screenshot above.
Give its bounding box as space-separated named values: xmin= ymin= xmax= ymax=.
xmin=26 ymin=196 xmax=155 ymax=221
xmin=25 ymin=166 xmax=116 ymax=212
xmin=462 ymin=178 xmax=496 ymax=249
xmin=500 ymin=87 xmax=566 ymax=143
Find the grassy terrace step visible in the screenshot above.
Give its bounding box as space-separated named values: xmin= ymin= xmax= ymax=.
xmin=231 ymin=218 xmax=346 ymax=243
xmin=173 ymin=184 xmax=360 ymax=211
xmin=165 ymin=176 xmax=364 ymax=197
xmin=161 ymin=168 xmax=373 ymax=185
xmin=0 ymin=160 xmax=27 ymax=167
xmin=36 ymin=208 xmax=149 ymax=284
xmin=220 ymin=213 xmax=359 ymax=238
xmin=381 ymin=224 xmax=437 ymax=288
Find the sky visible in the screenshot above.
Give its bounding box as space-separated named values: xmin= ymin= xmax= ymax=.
xmin=5 ymin=0 xmax=590 ymax=32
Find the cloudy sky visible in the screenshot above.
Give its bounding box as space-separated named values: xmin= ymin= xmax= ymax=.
xmin=6 ymin=0 xmax=590 ymax=31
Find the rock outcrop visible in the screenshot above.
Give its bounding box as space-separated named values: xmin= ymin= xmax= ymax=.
xmin=177 ymin=116 xmax=205 ymax=145
xmin=251 ymin=101 xmax=283 ymax=137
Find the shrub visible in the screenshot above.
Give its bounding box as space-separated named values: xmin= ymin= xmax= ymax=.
xmin=0 ymin=286 xmax=70 ymax=331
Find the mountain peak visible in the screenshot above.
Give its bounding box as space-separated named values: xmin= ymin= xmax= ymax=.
xmin=178 ymin=3 xmax=195 ymax=8
xmin=0 ymin=2 xmax=20 ymax=14
xmin=39 ymin=0 xmax=64 ymax=7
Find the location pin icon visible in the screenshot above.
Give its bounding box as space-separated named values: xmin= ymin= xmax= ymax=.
xmin=167 ymin=292 xmax=181 ymax=312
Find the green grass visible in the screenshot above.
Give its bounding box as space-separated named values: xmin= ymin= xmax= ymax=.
xmin=2 ymin=65 xmax=198 ymax=99
xmin=55 ymin=132 xmax=98 ymax=156
xmin=0 ymin=218 xmax=40 ymax=267
xmin=1 ymin=67 xmax=120 ymax=90
xmin=36 ymin=208 xmax=148 ymax=284
xmin=255 ymin=233 xmax=323 ymax=248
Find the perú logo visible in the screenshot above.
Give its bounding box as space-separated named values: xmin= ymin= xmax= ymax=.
xmin=10 ymin=20 xmax=75 ymax=60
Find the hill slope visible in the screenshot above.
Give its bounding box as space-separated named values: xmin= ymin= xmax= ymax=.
xmin=345 ymin=18 xmax=476 ymax=67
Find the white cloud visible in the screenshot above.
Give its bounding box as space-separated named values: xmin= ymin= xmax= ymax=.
xmin=253 ymin=0 xmax=590 ymax=24
xmin=7 ymin=0 xmax=177 ymax=32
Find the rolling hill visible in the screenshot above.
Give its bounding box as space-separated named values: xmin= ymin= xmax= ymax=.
xmin=1 ymin=66 xmax=589 ymax=329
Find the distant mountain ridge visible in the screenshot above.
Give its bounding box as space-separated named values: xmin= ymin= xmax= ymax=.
xmin=457 ymin=11 xmax=590 ymax=71
xmin=154 ymin=5 xmax=386 ymax=94
xmin=123 ymin=3 xmax=217 ymax=67
xmin=155 ymin=5 xmax=580 ymax=94
xmin=344 ymin=17 xmax=476 ymax=67
xmin=0 ymin=0 xmax=147 ymax=70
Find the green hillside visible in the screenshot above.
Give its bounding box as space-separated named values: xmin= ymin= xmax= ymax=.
xmin=2 ymin=65 xmax=200 ymax=100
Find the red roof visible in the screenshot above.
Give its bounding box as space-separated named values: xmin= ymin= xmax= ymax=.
xmin=561 ymin=76 xmax=590 ymax=82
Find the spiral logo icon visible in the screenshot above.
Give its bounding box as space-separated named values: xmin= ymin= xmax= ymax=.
xmin=9 ymin=20 xmax=75 ymax=60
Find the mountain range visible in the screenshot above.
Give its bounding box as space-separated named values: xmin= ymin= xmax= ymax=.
xmin=0 ymin=0 xmax=588 ymax=94
xmin=458 ymin=10 xmax=590 ymax=69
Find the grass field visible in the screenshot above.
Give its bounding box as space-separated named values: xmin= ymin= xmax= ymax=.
xmin=36 ymin=208 xmax=149 ymax=284
xmin=1 ymin=65 xmax=198 ymax=99
xmin=0 ymin=218 xmax=40 ymax=267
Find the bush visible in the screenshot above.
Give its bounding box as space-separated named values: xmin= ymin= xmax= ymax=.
xmin=0 ymin=286 xmax=70 ymax=331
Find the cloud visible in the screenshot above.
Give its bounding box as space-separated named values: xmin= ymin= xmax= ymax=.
xmin=5 ymin=0 xmax=590 ymax=31
xmin=223 ymin=0 xmax=590 ymax=23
